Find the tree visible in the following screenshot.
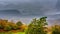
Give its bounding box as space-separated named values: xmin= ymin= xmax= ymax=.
xmin=16 ymin=21 xmax=23 ymax=26
xmin=25 ymin=17 xmax=48 ymax=34
xmin=52 ymin=25 xmax=60 ymax=34
xmin=9 ymin=22 xmax=18 ymax=30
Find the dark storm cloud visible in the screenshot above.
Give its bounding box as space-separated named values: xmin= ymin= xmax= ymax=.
xmin=0 ymin=0 xmax=58 ymax=17
xmin=0 ymin=0 xmax=60 ymax=24
xmin=56 ymin=0 xmax=60 ymax=10
xmin=0 ymin=10 xmax=20 ymax=16
xmin=18 ymin=0 xmax=57 ymax=16
xmin=0 ymin=0 xmax=58 ymax=16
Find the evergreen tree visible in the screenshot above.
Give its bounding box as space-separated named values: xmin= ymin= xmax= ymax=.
xmin=25 ymin=17 xmax=48 ymax=34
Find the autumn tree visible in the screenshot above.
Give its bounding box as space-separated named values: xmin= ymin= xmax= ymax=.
xmin=52 ymin=25 xmax=60 ymax=34
xmin=25 ymin=17 xmax=48 ymax=34
xmin=9 ymin=22 xmax=18 ymax=30
xmin=16 ymin=21 xmax=26 ymax=31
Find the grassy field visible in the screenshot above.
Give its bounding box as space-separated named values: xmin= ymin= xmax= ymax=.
xmin=0 ymin=32 xmax=25 ymax=34
xmin=0 ymin=31 xmax=51 ymax=34
xmin=13 ymin=32 xmax=25 ymax=34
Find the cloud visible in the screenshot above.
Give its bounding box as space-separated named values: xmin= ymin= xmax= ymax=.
xmin=0 ymin=0 xmax=60 ymax=24
xmin=0 ymin=0 xmax=57 ymax=9
xmin=0 ymin=0 xmax=59 ymax=17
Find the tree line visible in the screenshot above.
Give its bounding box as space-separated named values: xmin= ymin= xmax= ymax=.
xmin=0 ymin=20 xmax=25 ymax=32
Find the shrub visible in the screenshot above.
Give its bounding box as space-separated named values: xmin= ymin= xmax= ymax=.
xmin=4 ymin=25 xmax=12 ymax=31
xmin=12 ymin=25 xmax=18 ymax=30
xmin=0 ymin=25 xmax=4 ymax=29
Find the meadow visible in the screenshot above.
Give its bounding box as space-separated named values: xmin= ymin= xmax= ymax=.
xmin=0 ymin=32 xmax=25 ymax=34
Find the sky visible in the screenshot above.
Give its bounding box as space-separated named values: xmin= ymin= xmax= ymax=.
xmin=0 ymin=0 xmax=60 ymax=25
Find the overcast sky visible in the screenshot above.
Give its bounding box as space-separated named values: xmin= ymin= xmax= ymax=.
xmin=0 ymin=0 xmax=60 ymax=25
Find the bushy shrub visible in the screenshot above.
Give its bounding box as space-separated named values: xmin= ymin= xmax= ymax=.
xmin=4 ymin=25 xmax=12 ymax=31
xmin=0 ymin=25 xmax=4 ymax=29
xmin=12 ymin=25 xmax=18 ymax=30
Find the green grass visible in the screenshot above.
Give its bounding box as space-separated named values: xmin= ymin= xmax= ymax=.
xmin=14 ymin=32 xmax=25 ymax=34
